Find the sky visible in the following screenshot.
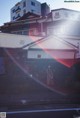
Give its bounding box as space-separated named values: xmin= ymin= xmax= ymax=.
xmin=0 ymin=0 xmax=80 ymax=26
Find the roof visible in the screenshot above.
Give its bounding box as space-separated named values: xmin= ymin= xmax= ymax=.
xmin=51 ymin=8 xmax=80 ymax=13
xmin=23 ymin=35 xmax=78 ymax=50
xmin=57 ymin=35 xmax=80 ymax=47
xmin=0 ymin=16 xmax=46 ymax=28
xmin=0 ymin=33 xmax=42 ymax=48
xmin=0 ymin=33 xmax=79 ymax=52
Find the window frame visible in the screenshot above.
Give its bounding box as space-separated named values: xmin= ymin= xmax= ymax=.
xmin=31 ymin=1 xmax=35 ymax=6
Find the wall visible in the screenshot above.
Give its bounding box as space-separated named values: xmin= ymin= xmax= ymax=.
xmin=11 ymin=2 xmax=22 ymax=21
xmin=27 ymin=49 xmax=75 ymax=59
xmin=52 ymin=9 xmax=80 ymax=21
xmin=11 ymin=0 xmax=41 ymax=21
xmin=26 ymin=0 xmax=41 ymax=15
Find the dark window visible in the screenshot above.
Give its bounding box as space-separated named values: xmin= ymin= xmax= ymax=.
xmin=31 ymin=1 xmax=35 ymax=6
xmin=15 ymin=6 xmax=21 ymax=12
xmin=31 ymin=9 xmax=34 ymax=13
xmin=37 ymin=54 xmax=41 ymax=58
xmin=23 ymin=1 xmax=26 ymax=7
xmin=13 ymin=16 xmax=15 ymax=20
xmin=15 ymin=14 xmax=20 ymax=19
xmin=12 ymin=9 xmax=15 ymax=13
xmin=54 ymin=12 xmax=60 ymax=19
xmin=18 ymin=14 xmax=20 ymax=17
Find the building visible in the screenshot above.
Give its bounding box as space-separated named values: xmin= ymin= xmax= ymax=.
xmin=0 ymin=2 xmax=80 ymax=111
xmin=0 ymin=8 xmax=80 ymax=62
xmin=41 ymin=2 xmax=50 ymax=17
xmin=23 ymin=35 xmax=79 ymax=67
xmin=11 ymin=0 xmax=42 ymax=21
xmin=0 ymin=32 xmax=80 ymax=94
xmin=47 ymin=8 xmax=80 ymax=36
xmin=1 ymin=8 xmax=80 ymax=37
xmin=0 ymin=32 xmax=79 ymax=69
xmin=0 ymin=34 xmax=80 ymax=111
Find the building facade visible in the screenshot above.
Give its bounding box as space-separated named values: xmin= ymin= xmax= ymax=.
xmin=0 ymin=3 xmax=80 ymax=110
xmin=47 ymin=8 xmax=80 ymax=36
xmin=1 ymin=8 xmax=80 ymax=37
xmin=41 ymin=2 xmax=50 ymax=17
xmin=0 ymin=33 xmax=80 ymax=94
xmin=0 ymin=8 xmax=80 ymax=57
xmin=11 ymin=0 xmax=41 ymax=21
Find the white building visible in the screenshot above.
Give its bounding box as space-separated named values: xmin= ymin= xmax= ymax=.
xmin=0 ymin=33 xmax=79 ymax=68
xmin=47 ymin=8 xmax=80 ymax=35
xmin=52 ymin=8 xmax=80 ymax=21
xmin=11 ymin=0 xmax=41 ymax=21
xmin=23 ymin=35 xmax=80 ymax=67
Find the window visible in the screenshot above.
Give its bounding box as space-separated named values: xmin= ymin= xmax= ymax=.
xmin=12 ymin=9 xmax=15 ymax=13
xmin=18 ymin=14 xmax=20 ymax=17
xmin=54 ymin=12 xmax=60 ymax=19
xmin=37 ymin=54 xmax=41 ymax=58
xmin=23 ymin=1 xmax=26 ymax=7
xmin=31 ymin=1 xmax=35 ymax=6
xmin=15 ymin=6 xmax=21 ymax=12
xmin=15 ymin=14 xmax=20 ymax=19
xmin=13 ymin=16 xmax=15 ymax=20
xmin=31 ymin=9 xmax=34 ymax=13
